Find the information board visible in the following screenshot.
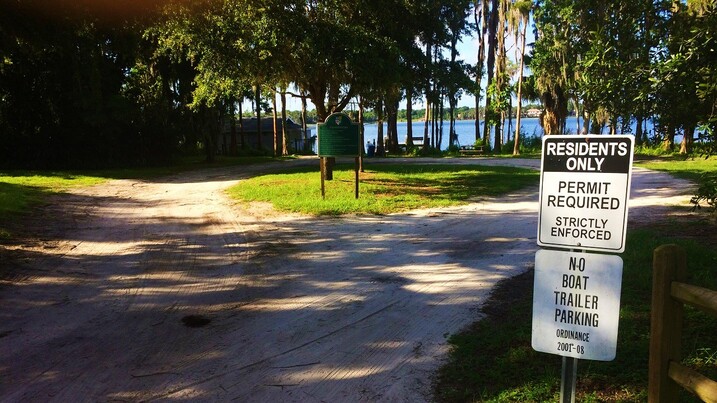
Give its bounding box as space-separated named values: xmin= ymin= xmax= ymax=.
xmin=531 ymin=249 xmax=623 ymax=361
xmin=538 ymin=135 xmax=634 ymax=253
xmin=317 ymin=112 xmax=360 ymax=157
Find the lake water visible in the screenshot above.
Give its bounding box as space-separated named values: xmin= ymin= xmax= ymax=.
xmin=362 ymin=117 xmax=657 ymax=150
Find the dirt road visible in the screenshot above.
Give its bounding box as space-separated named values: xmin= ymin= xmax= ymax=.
xmin=0 ymin=158 xmax=692 ymax=402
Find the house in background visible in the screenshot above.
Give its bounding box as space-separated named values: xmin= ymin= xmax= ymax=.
xmin=525 ymin=108 xmax=542 ymax=118
xmin=221 ymin=117 xmax=314 ymax=154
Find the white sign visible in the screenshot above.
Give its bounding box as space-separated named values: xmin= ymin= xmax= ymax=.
xmin=538 ymin=135 xmax=634 ymax=253
xmin=531 ymin=249 xmax=623 ymax=361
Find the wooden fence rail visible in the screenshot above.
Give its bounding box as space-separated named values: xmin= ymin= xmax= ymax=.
xmin=649 ymin=244 xmax=717 ymax=403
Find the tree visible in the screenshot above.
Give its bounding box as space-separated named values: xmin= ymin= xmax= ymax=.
xmin=443 ymin=0 xmax=474 ymax=147
xmin=149 ymin=0 xmax=260 ymax=158
xmin=651 ymin=1 xmax=716 ymax=153
xmin=530 ymin=0 xmax=576 ymax=135
xmin=473 ymin=0 xmax=489 ymax=142
xmin=510 ymin=0 xmax=532 ymax=155
xmin=0 ymin=0 xmax=491 ymax=169
xmin=491 ymin=0 xmax=510 ymax=152
xmin=482 ymin=0 xmax=500 ymax=144
xmin=0 ymin=3 xmax=187 ymax=168
xmin=575 ymin=2 xmax=647 ymax=136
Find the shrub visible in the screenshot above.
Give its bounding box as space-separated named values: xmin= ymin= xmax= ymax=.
xmin=691 ymin=171 xmax=717 ymax=212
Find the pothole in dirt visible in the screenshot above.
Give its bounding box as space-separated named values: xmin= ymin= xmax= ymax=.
xmin=370 ymin=275 xmax=408 ymax=284
xmin=181 ymin=314 xmax=211 ymax=328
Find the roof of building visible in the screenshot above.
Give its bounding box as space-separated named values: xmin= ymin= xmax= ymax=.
xmin=236 ymin=117 xmax=304 ymax=132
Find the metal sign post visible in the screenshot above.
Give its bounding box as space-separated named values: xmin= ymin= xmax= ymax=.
xmin=561 ymin=356 xmax=578 ymax=403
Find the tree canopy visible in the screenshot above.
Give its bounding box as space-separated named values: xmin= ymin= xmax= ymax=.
xmin=1 ymin=0 xmax=715 ymax=168
xmin=529 ymin=0 xmax=716 ymax=151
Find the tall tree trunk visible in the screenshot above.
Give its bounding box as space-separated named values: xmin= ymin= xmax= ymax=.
xmin=450 ymin=96 xmax=457 ymax=146
xmin=608 ymin=115 xmax=617 ymax=135
xmin=590 ymin=115 xmax=603 ymax=135
xmin=541 ymin=86 xmax=567 ymax=135
xmin=423 ymin=98 xmax=430 ymax=151
xmin=680 ymin=126 xmax=694 ymax=154
xmin=432 ymin=101 xmax=438 ymax=148
xmin=513 ymin=5 xmax=529 ymax=155
xmin=238 ymin=99 xmax=245 ymax=149
xmin=635 ymin=115 xmax=644 ymax=145
xmin=202 ymin=107 xmax=216 ymax=163
xmin=375 ymin=98 xmax=385 ymax=156
xmin=449 ymin=22 xmax=459 ymax=147
xmin=423 ymin=43 xmax=432 ymax=152
xmin=272 ymin=92 xmax=278 ymax=157
xmin=636 ymin=0 xmax=652 ymax=146
xmin=513 ymin=24 xmax=525 ymax=155
xmin=662 ymin=124 xmax=675 ymax=151
xmin=301 ymin=92 xmax=308 ymax=151
xmin=359 ymin=96 xmax=365 ymax=171
xmin=541 ymin=108 xmax=557 ymax=135
xmin=386 ymin=89 xmax=400 ymax=154
xmin=255 ymin=84 xmax=262 ymax=151
xmin=483 ymin=0 xmax=499 ymax=146
xmin=432 ymin=40 xmax=440 ymax=150
xmin=406 ymin=87 xmax=414 ymax=147
xmin=229 ymin=97 xmax=238 ymax=155
xmin=493 ymin=0 xmax=507 ymax=153
xmin=280 ymin=88 xmax=288 ymax=156
xmin=582 ymin=105 xmax=590 ymax=134
xmin=438 ymin=96 xmax=445 ymax=150
xmin=507 ymin=98 xmax=512 ymax=143
xmin=220 ymin=103 xmax=227 ymax=155
xmin=475 ymin=0 xmax=487 ymax=142
xmin=572 ymin=98 xmax=581 ymax=134
xmin=474 ymin=92 xmax=482 ymax=144
xmin=390 ymin=99 xmax=399 ymax=153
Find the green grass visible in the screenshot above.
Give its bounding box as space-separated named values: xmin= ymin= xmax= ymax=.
xmin=435 ymin=226 xmax=717 ymax=402
xmin=226 ymin=164 xmax=540 ymax=215
xmin=0 ymin=155 xmax=281 ymax=239
xmin=637 ymin=156 xmax=717 ymax=182
xmin=83 ymin=154 xmax=283 ymax=180
xmin=0 ymin=173 xmax=107 ymax=239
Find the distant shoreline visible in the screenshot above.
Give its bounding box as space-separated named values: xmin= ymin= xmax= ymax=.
xmin=364 ymin=116 xmax=544 ymax=124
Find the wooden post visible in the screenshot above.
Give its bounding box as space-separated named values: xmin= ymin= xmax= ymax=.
xmin=648 ymin=244 xmax=687 ymax=403
xmin=326 ymin=156 xmax=335 ymax=180
xmin=320 ymin=157 xmax=326 ymax=200
xmin=354 ymin=157 xmax=359 ymax=199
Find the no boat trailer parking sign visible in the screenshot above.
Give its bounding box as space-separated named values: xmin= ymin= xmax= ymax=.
xmin=532 ymin=249 xmax=623 ymax=361
xmin=538 ymin=135 xmax=635 ymax=253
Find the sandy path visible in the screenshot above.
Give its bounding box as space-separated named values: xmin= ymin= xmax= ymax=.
xmin=0 ymin=158 xmax=693 ymax=402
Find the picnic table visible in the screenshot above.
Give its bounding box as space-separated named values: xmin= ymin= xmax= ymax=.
xmin=459 ymin=144 xmax=485 ymax=156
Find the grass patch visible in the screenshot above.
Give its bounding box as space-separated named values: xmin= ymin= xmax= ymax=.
xmin=0 ymin=173 xmax=107 ymax=240
xmin=226 ymin=164 xmax=539 ymax=215
xmin=636 ymin=155 xmax=717 ymax=182
xmin=637 ymin=157 xmax=717 ymax=212
xmin=83 ymin=155 xmax=283 ymax=180
xmin=0 ymin=155 xmax=282 ymax=239
xmin=434 ymin=225 xmax=717 ymax=403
